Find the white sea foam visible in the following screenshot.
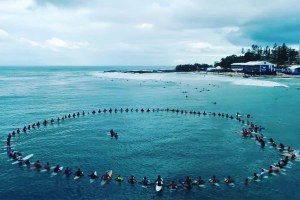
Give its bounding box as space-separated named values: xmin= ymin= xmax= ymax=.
xmin=88 ymin=72 xmax=289 ymax=88
xmin=231 ymin=78 xmax=289 ymax=88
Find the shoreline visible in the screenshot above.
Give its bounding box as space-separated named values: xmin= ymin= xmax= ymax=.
xmin=104 ymin=69 xmax=300 ymax=79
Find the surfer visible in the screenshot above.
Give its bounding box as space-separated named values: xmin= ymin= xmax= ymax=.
xmin=155 ymin=175 xmax=163 ymax=183
xmin=115 ymin=175 xmax=123 ymax=182
xmin=88 ymin=172 xmax=98 ymax=179
xmin=260 ymin=169 xmax=266 ymax=177
xmin=283 ymin=156 xmax=289 ymax=165
xmin=268 ymin=166 xmax=273 ymax=174
xmin=33 ymin=160 xmax=42 ymax=169
xmin=224 ymin=176 xmax=234 ymax=184
xmin=279 ymin=143 xmax=285 ymax=151
xmin=195 ymin=176 xmax=205 ymax=185
xmin=44 ymin=162 xmax=50 ymax=171
xmin=110 ymin=129 xmax=115 ymax=137
xmin=252 ymin=173 xmax=259 ymax=181
xmin=54 ymin=165 xmax=62 ymax=173
xmin=210 ymin=175 xmax=218 ymax=184
xmin=24 ymin=159 xmax=30 ymax=166
xmin=287 ymin=146 xmax=294 ymax=153
xmin=183 ymin=176 xmax=193 ymax=189
xmin=128 ymin=175 xmax=137 ymax=184
xmin=168 ymin=181 xmax=178 ymax=189
xmin=64 ymin=167 xmax=72 ymax=176
xmin=102 ymin=172 xmax=109 ymax=180
xmin=140 ymin=176 xmax=150 ymax=186
xmin=75 ymin=168 xmax=84 ymax=177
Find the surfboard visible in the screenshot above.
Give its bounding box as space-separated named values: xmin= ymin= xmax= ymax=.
xmin=51 ymin=166 xmax=63 ymax=177
xmin=209 ymin=179 xmax=219 ymax=186
xmin=281 ymin=153 xmax=300 ymax=158
xmin=89 ymin=171 xmax=97 ymax=183
xmin=156 ymin=181 xmax=163 ymax=192
xmin=12 ymin=154 xmax=33 ymax=165
xmin=224 ymin=178 xmax=235 ymax=187
xmin=100 ymin=170 xmax=112 ymax=186
xmin=141 ymin=180 xmax=151 ymax=188
xmin=248 ymin=177 xmax=261 ymax=182
xmin=41 ymin=166 xmax=53 ymax=173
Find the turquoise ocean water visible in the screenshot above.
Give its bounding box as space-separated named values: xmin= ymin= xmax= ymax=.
xmin=0 ymin=66 xmax=300 ymax=200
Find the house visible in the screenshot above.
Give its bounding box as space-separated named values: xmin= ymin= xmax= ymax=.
xmin=231 ymin=61 xmax=276 ymax=75
xmin=288 ymin=65 xmax=300 ymax=75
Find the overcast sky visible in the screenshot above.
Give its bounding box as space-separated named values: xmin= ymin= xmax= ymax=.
xmin=0 ymin=0 xmax=299 ymax=66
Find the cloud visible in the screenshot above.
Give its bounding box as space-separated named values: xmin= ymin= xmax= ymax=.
xmin=0 ymin=29 xmax=10 ymax=40
xmin=20 ymin=37 xmax=90 ymax=51
xmin=0 ymin=0 xmax=299 ymax=66
xmin=137 ymin=23 xmax=154 ymax=30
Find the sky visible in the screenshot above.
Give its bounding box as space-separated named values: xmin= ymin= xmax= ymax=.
xmin=0 ymin=0 xmax=300 ymax=66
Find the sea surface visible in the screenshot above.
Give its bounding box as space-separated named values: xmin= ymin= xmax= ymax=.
xmin=0 ymin=66 xmax=300 ymax=200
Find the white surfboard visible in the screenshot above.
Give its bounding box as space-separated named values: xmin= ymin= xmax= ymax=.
xmin=209 ymin=179 xmax=219 ymax=186
xmin=156 ymin=183 xmax=163 ymax=192
xmin=12 ymin=154 xmax=33 ymax=165
xmin=51 ymin=166 xmax=63 ymax=177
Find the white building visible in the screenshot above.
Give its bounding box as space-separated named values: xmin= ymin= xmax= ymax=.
xmin=231 ymin=61 xmax=276 ymax=74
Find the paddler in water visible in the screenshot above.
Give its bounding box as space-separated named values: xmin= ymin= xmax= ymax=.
xmin=183 ymin=176 xmax=192 ymax=189
xmin=102 ymin=171 xmax=110 ymax=181
xmin=195 ymin=176 xmax=205 ymax=186
xmin=89 ymin=171 xmax=98 ymax=179
xmin=252 ymin=173 xmax=259 ymax=181
xmin=33 ymin=160 xmax=42 ymax=169
xmin=110 ymin=129 xmax=115 ymax=137
xmin=168 ymin=181 xmax=178 ymax=189
xmin=260 ymin=169 xmax=266 ymax=177
xmin=224 ymin=176 xmax=234 ymax=184
xmin=64 ymin=167 xmax=72 ymax=176
xmin=210 ymin=175 xmax=218 ymax=184
xmin=155 ymin=175 xmax=163 ymax=183
xmin=140 ymin=176 xmax=150 ymax=186
xmin=43 ymin=162 xmax=50 ymax=171
xmin=128 ymin=175 xmax=137 ymax=184
xmin=75 ymin=168 xmax=84 ymax=177
xmin=268 ymin=166 xmax=274 ymax=174
xmin=24 ymin=159 xmax=30 ymax=166
xmin=53 ymin=165 xmax=62 ymax=173
xmin=115 ymin=175 xmax=123 ymax=182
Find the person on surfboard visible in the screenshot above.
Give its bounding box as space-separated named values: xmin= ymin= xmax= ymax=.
xmin=128 ymin=175 xmax=137 ymax=184
xmin=224 ymin=176 xmax=234 ymax=184
xmin=64 ymin=167 xmax=72 ymax=176
xmin=168 ymin=181 xmax=178 ymax=189
xmin=140 ymin=176 xmax=150 ymax=186
xmin=33 ymin=160 xmax=42 ymax=169
xmin=89 ymin=172 xmax=98 ymax=179
xmin=183 ymin=176 xmax=192 ymax=189
xmin=102 ymin=172 xmax=110 ymax=181
xmin=115 ymin=175 xmax=123 ymax=182
xmin=54 ymin=165 xmax=62 ymax=173
xmin=43 ymin=162 xmax=50 ymax=171
xmin=210 ymin=175 xmax=218 ymax=184
xmin=75 ymin=168 xmax=84 ymax=177
xmin=195 ymin=176 xmax=205 ymax=185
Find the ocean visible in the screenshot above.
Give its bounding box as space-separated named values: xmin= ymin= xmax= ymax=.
xmin=0 ymin=66 xmax=299 ymax=200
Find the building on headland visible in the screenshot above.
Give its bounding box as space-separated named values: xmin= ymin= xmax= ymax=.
xmin=288 ymin=65 xmax=300 ymax=75
xmin=231 ymin=61 xmax=276 ymax=75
